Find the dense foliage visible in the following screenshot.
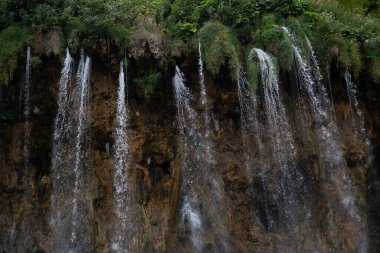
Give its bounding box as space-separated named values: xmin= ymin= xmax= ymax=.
xmin=0 ymin=0 xmax=379 ymax=86
xmin=198 ymin=21 xmax=238 ymax=78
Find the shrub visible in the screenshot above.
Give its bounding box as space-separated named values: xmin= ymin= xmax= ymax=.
xmin=323 ymin=35 xmax=362 ymax=76
xmin=256 ymin=16 xmax=294 ymax=71
xmin=198 ymin=21 xmax=239 ymax=79
xmin=246 ymin=55 xmax=260 ymax=92
xmin=270 ymin=0 xmax=307 ymax=17
xmin=364 ymin=36 xmax=380 ymax=80
xmin=0 ymin=25 xmax=31 ymax=86
xmin=211 ymin=0 xmax=260 ymax=28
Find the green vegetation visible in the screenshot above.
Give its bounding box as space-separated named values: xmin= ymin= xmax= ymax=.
xmin=255 ymin=15 xmax=295 ymax=71
xmin=246 ymin=54 xmax=260 ymax=92
xmin=198 ymin=21 xmax=238 ymax=79
xmin=303 ymin=0 xmax=380 ymax=78
xmin=0 ymin=25 xmax=30 ymax=86
xmin=135 ymin=70 xmax=162 ymax=98
xmin=0 ymin=0 xmax=379 ymax=88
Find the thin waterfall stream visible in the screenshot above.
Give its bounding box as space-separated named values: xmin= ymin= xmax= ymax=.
xmin=50 ymin=49 xmax=74 ymax=252
xmin=344 ymin=70 xmax=368 ymax=140
xmin=23 ymin=46 xmax=31 ymax=188
xmin=250 ymin=48 xmax=305 ymax=230
xmin=50 ymin=50 xmax=93 ymax=253
xmin=70 ymin=51 xmax=92 ymax=252
xmin=173 ymin=66 xmax=204 ymax=252
xmin=198 ymin=43 xmax=230 ymax=251
xmin=237 ymin=48 xmax=311 ymax=249
xmin=110 ymin=60 xmax=135 ymax=252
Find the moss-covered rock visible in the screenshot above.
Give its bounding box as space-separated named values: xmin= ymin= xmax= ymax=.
xmin=198 ymin=21 xmax=239 ymax=80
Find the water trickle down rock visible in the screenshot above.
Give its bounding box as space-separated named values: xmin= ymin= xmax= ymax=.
xmin=173 ymin=66 xmax=204 ymax=252
xmin=236 ymin=68 xmax=264 ymax=179
xmin=284 ymin=27 xmax=368 ymax=252
xmin=50 ymin=49 xmax=94 ymax=253
xmin=23 ymin=46 xmax=32 ymax=189
xmin=344 ymin=70 xmax=369 ymax=147
xmin=110 ymin=60 xmax=140 ymax=252
xmin=198 ymin=43 xmax=231 ymax=251
xmin=13 ymin=46 xmax=33 ymax=253
xmin=251 ymin=48 xmax=306 ymax=231
xmin=70 ymin=50 xmax=93 ymax=253
xmin=237 ymin=48 xmax=311 ymax=250
xmin=50 ymin=48 xmax=74 ymax=252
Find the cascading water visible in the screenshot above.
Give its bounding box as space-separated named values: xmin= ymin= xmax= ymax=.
xmin=173 ymin=66 xmax=204 ymax=252
xmin=70 ymin=51 xmax=92 ymax=252
xmin=23 ymin=46 xmax=32 ymax=186
xmin=250 ymin=48 xmax=306 ymax=230
xmin=12 ymin=46 xmax=33 ymax=253
xmin=50 ymin=49 xmax=93 ymax=253
xmin=110 ymin=60 xmax=135 ymax=252
xmin=236 ymin=68 xmax=263 ymax=179
xmin=198 ymin=42 xmax=212 ymax=159
xmin=197 ymin=43 xmax=230 ymax=251
xmin=344 ymin=70 xmax=368 ymax=139
xmin=284 ymin=27 xmax=368 ymax=252
xmin=237 ymin=48 xmax=309 ymax=248
xmin=237 ymin=67 xmax=278 ymax=233
xmin=50 ymin=49 xmax=74 ymax=252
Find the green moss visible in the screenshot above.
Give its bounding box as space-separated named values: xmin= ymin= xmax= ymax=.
xmin=364 ymin=36 xmax=380 ymax=81
xmin=0 ymin=25 xmax=31 ymax=86
xmin=246 ymin=56 xmax=260 ymax=92
xmin=135 ymin=70 xmax=162 ymax=98
xmin=256 ymin=18 xmax=294 ymax=71
xmin=31 ymin=56 xmax=42 ymax=68
xmin=326 ymin=35 xmax=362 ymax=76
xmin=198 ymin=21 xmax=239 ymax=80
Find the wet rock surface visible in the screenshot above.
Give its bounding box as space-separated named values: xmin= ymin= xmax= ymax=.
xmin=0 ymin=55 xmax=379 ymax=253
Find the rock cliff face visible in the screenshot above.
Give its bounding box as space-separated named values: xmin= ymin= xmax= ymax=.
xmin=0 ymin=51 xmax=379 ymax=253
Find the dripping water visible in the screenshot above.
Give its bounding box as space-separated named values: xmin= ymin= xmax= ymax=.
xmin=198 ymin=43 xmax=230 ymax=251
xmin=50 ymin=49 xmax=74 ymax=252
xmin=50 ymin=49 xmax=93 ymax=253
xmin=70 ymin=51 xmax=92 ymax=252
xmin=23 ymin=46 xmax=32 ymax=186
xmin=344 ymin=70 xmax=367 ymax=135
xmin=236 ymin=67 xmax=274 ymax=229
xmin=111 ymin=60 xmax=135 ymax=252
xmin=284 ymin=27 xmax=368 ymax=252
xmin=251 ymin=48 xmax=306 ymax=230
xmin=173 ymin=66 xmax=204 ymax=252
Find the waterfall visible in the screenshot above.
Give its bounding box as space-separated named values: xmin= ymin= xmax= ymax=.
xmin=70 ymin=51 xmax=92 ymax=252
xmin=344 ymin=70 xmax=368 ymax=137
xmin=345 ymin=70 xmax=362 ymax=118
xmin=50 ymin=49 xmax=74 ymax=252
xmin=24 ymin=46 xmax=32 ymax=184
xmin=237 ymin=68 xmax=263 ymax=178
xmin=12 ymin=46 xmax=33 ymax=253
xmin=237 ymin=67 xmax=276 ymax=231
xmin=237 ymin=48 xmax=307 ymax=238
xmin=198 ymin=43 xmax=230 ymax=251
xmin=251 ymin=48 xmax=306 ymax=229
xmin=50 ymin=49 xmax=93 ymax=253
xmin=173 ymin=66 xmax=204 ymax=252
xmin=198 ymin=42 xmax=212 ymax=159
xmin=284 ymin=27 xmax=368 ymax=252
xmin=111 ymin=60 xmax=134 ymax=252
